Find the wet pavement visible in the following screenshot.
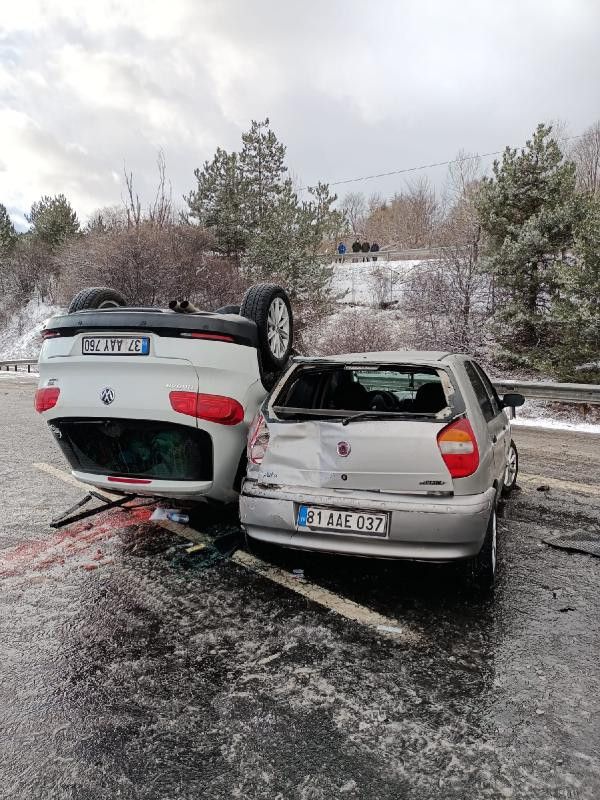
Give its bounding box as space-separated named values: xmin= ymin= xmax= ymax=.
xmin=1 ymin=376 xmax=600 ymax=799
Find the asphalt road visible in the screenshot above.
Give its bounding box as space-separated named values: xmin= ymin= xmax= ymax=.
xmin=1 ymin=375 xmax=600 ymax=800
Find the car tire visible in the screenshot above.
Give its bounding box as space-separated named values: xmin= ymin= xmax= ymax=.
xmin=240 ymin=284 xmax=293 ymax=374
xmin=68 ymin=287 xmax=128 ymax=313
xmin=501 ymin=440 xmax=519 ymax=496
xmin=467 ymin=501 xmax=497 ymax=594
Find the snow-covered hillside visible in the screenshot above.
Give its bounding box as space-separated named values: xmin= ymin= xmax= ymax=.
xmin=329 ymin=259 xmax=423 ymax=306
xmin=0 ymin=299 xmax=64 ymax=361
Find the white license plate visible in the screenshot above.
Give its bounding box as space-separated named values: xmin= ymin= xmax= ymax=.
xmin=297 ymin=505 xmax=388 ymax=537
xmin=82 ymin=336 xmax=150 ymax=356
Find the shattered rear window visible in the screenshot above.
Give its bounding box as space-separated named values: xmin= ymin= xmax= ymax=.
xmin=274 ymin=365 xmax=452 ymax=417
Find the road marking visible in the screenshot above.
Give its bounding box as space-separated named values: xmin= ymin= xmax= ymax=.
xmin=35 ymin=462 xmax=421 ymax=642
xmin=34 ymin=462 xmax=120 ymax=498
xmin=520 ymin=473 xmax=600 ymax=497
xmin=231 ymin=550 xmax=422 ymax=642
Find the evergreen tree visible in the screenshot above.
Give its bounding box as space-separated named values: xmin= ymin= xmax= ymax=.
xmin=185 ymin=148 xmax=247 ymax=257
xmin=245 ymin=180 xmax=343 ymax=298
xmin=550 ymin=195 xmax=600 ymax=381
xmin=0 ymin=204 xmax=17 ymax=255
xmin=239 ymin=118 xmax=287 ymax=230
xmin=186 ymin=120 xmax=342 ymax=297
xmin=475 ymin=124 xmax=583 ymax=366
xmin=26 ymin=194 xmax=80 ymax=249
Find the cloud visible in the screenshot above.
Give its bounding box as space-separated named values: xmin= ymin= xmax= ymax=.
xmin=0 ymin=0 xmax=599 ymax=224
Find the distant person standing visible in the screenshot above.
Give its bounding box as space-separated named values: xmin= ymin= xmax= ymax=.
xmin=361 ymin=241 xmax=370 ymax=262
xmin=337 ymin=242 xmax=346 ymax=263
xmin=370 ymin=242 xmax=380 ymax=262
xmin=351 ymin=240 xmax=361 ymax=262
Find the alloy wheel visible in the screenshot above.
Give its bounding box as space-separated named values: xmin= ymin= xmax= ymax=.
xmin=267 ymin=297 xmax=290 ymax=359
xmin=504 ymin=444 xmax=518 ymax=488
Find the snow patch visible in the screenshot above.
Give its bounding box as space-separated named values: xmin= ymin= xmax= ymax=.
xmin=0 ymin=299 xmax=64 ymax=361
xmin=329 ymin=260 xmax=423 ymax=306
xmin=512 ymin=415 xmax=600 ymax=435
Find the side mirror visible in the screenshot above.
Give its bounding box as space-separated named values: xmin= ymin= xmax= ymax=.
xmin=501 ymin=392 xmax=525 ymax=409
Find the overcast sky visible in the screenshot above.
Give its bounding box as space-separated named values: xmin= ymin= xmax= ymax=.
xmin=1 ymin=0 xmax=598 ymax=228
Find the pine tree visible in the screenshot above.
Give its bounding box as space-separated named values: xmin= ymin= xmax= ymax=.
xmin=185 ymin=148 xmax=247 ymax=257
xmin=0 ymin=203 xmax=17 ymax=255
xmin=26 ymin=194 xmax=80 ymax=248
xmin=186 ymin=120 xmax=342 ymax=297
xmin=245 ymin=180 xmax=343 ymax=298
xmin=475 ymin=124 xmax=583 ymax=366
xmin=550 ymin=196 xmax=600 ymax=381
xmin=239 ymin=118 xmax=287 ymax=231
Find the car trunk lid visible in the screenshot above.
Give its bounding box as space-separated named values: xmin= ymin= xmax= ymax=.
xmin=257 ymin=417 xmax=453 ymax=494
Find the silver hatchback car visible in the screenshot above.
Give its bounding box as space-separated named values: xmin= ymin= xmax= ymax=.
xmin=239 ymin=351 xmax=525 ymax=590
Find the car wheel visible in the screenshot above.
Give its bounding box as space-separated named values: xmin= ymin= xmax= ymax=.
xmin=467 ymin=501 xmax=497 ymax=594
xmin=501 ymin=440 xmax=518 ymax=496
xmin=68 ymin=287 xmax=128 ymax=313
xmin=240 ymin=284 xmax=293 ymax=375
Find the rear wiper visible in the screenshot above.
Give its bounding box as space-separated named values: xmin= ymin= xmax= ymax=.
xmin=341 ymin=411 xmax=435 ymax=426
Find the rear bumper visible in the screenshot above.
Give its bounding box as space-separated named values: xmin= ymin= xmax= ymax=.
xmin=73 ymin=470 xmax=214 ymax=500
xmin=239 ymin=482 xmax=495 ymax=561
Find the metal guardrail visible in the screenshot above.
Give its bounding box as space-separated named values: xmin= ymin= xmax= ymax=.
xmin=494 ymin=379 xmax=600 ymax=405
xmin=319 ymin=246 xmax=450 ymax=263
xmin=0 ymin=357 xmax=598 ymax=404
xmin=0 ymin=358 xmax=38 ymax=373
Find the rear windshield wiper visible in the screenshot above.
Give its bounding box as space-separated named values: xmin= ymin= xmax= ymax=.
xmin=341 ymin=411 xmax=438 ymax=426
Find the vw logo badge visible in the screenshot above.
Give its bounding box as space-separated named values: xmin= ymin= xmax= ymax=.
xmin=100 ymin=387 xmax=115 ymax=405
xmin=337 ymin=441 xmax=351 ymax=457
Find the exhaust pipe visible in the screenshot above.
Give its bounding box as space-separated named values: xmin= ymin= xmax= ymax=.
xmin=168 ymin=300 xmax=181 ymax=312
xmin=179 ymin=300 xmax=200 ymax=314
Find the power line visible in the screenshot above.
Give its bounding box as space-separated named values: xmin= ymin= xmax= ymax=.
xmin=300 ymin=133 xmax=585 ymax=193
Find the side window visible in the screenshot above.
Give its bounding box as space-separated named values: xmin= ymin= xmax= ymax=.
xmin=471 ymin=362 xmax=501 ymax=417
xmin=464 ymin=361 xmax=495 ymax=423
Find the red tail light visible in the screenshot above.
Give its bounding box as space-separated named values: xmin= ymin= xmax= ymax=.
xmin=42 ymin=330 xmax=60 ymax=339
xmin=169 ymin=391 xmax=243 ymax=426
xmin=108 ymin=476 xmax=153 ymax=485
xmin=437 ymin=417 xmax=479 ymax=478
xmin=180 ymin=332 xmax=234 ymax=342
xmin=35 ymin=387 xmax=60 ymax=413
xmin=247 ymin=413 xmax=270 ymax=465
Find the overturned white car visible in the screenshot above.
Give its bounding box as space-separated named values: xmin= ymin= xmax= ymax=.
xmin=36 ymin=283 xmax=293 ymax=503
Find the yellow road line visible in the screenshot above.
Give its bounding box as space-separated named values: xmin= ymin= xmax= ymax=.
xmin=231 ymin=550 xmax=421 ymax=643
xmin=35 ymin=462 xmax=421 ymax=642
xmin=520 ymin=473 xmax=600 ymax=497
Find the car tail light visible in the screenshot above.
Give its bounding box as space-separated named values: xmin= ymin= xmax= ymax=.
xmin=35 ymin=387 xmax=60 ymax=413
xmin=42 ymin=330 xmax=60 ymax=339
xmin=169 ymin=391 xmax=244 ymax=425
xmin=247 ymin=413 xmax=270 ymax=465
xmin=180 ymin=332 xmax=235 ymax=342
xmin=437 ymin=417 xmax=479 ymax=478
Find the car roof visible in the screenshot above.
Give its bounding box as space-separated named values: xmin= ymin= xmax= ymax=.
xmin=293 ymin=350 xmax=459 ymax=365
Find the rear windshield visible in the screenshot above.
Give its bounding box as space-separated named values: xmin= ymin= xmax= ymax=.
xmin=273 ymin=365 xmax=452 ymax=419
xmin=50 ymin=418 xmax=213 ymax=481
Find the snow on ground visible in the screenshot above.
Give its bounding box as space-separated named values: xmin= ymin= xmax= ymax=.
xmin=0 ymin=299 xmax=64 ymax=361
xmin=329 ymin=260 xmax=423 ymax=306
xmin=512 ymin=415 xmax=600 ymax=435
